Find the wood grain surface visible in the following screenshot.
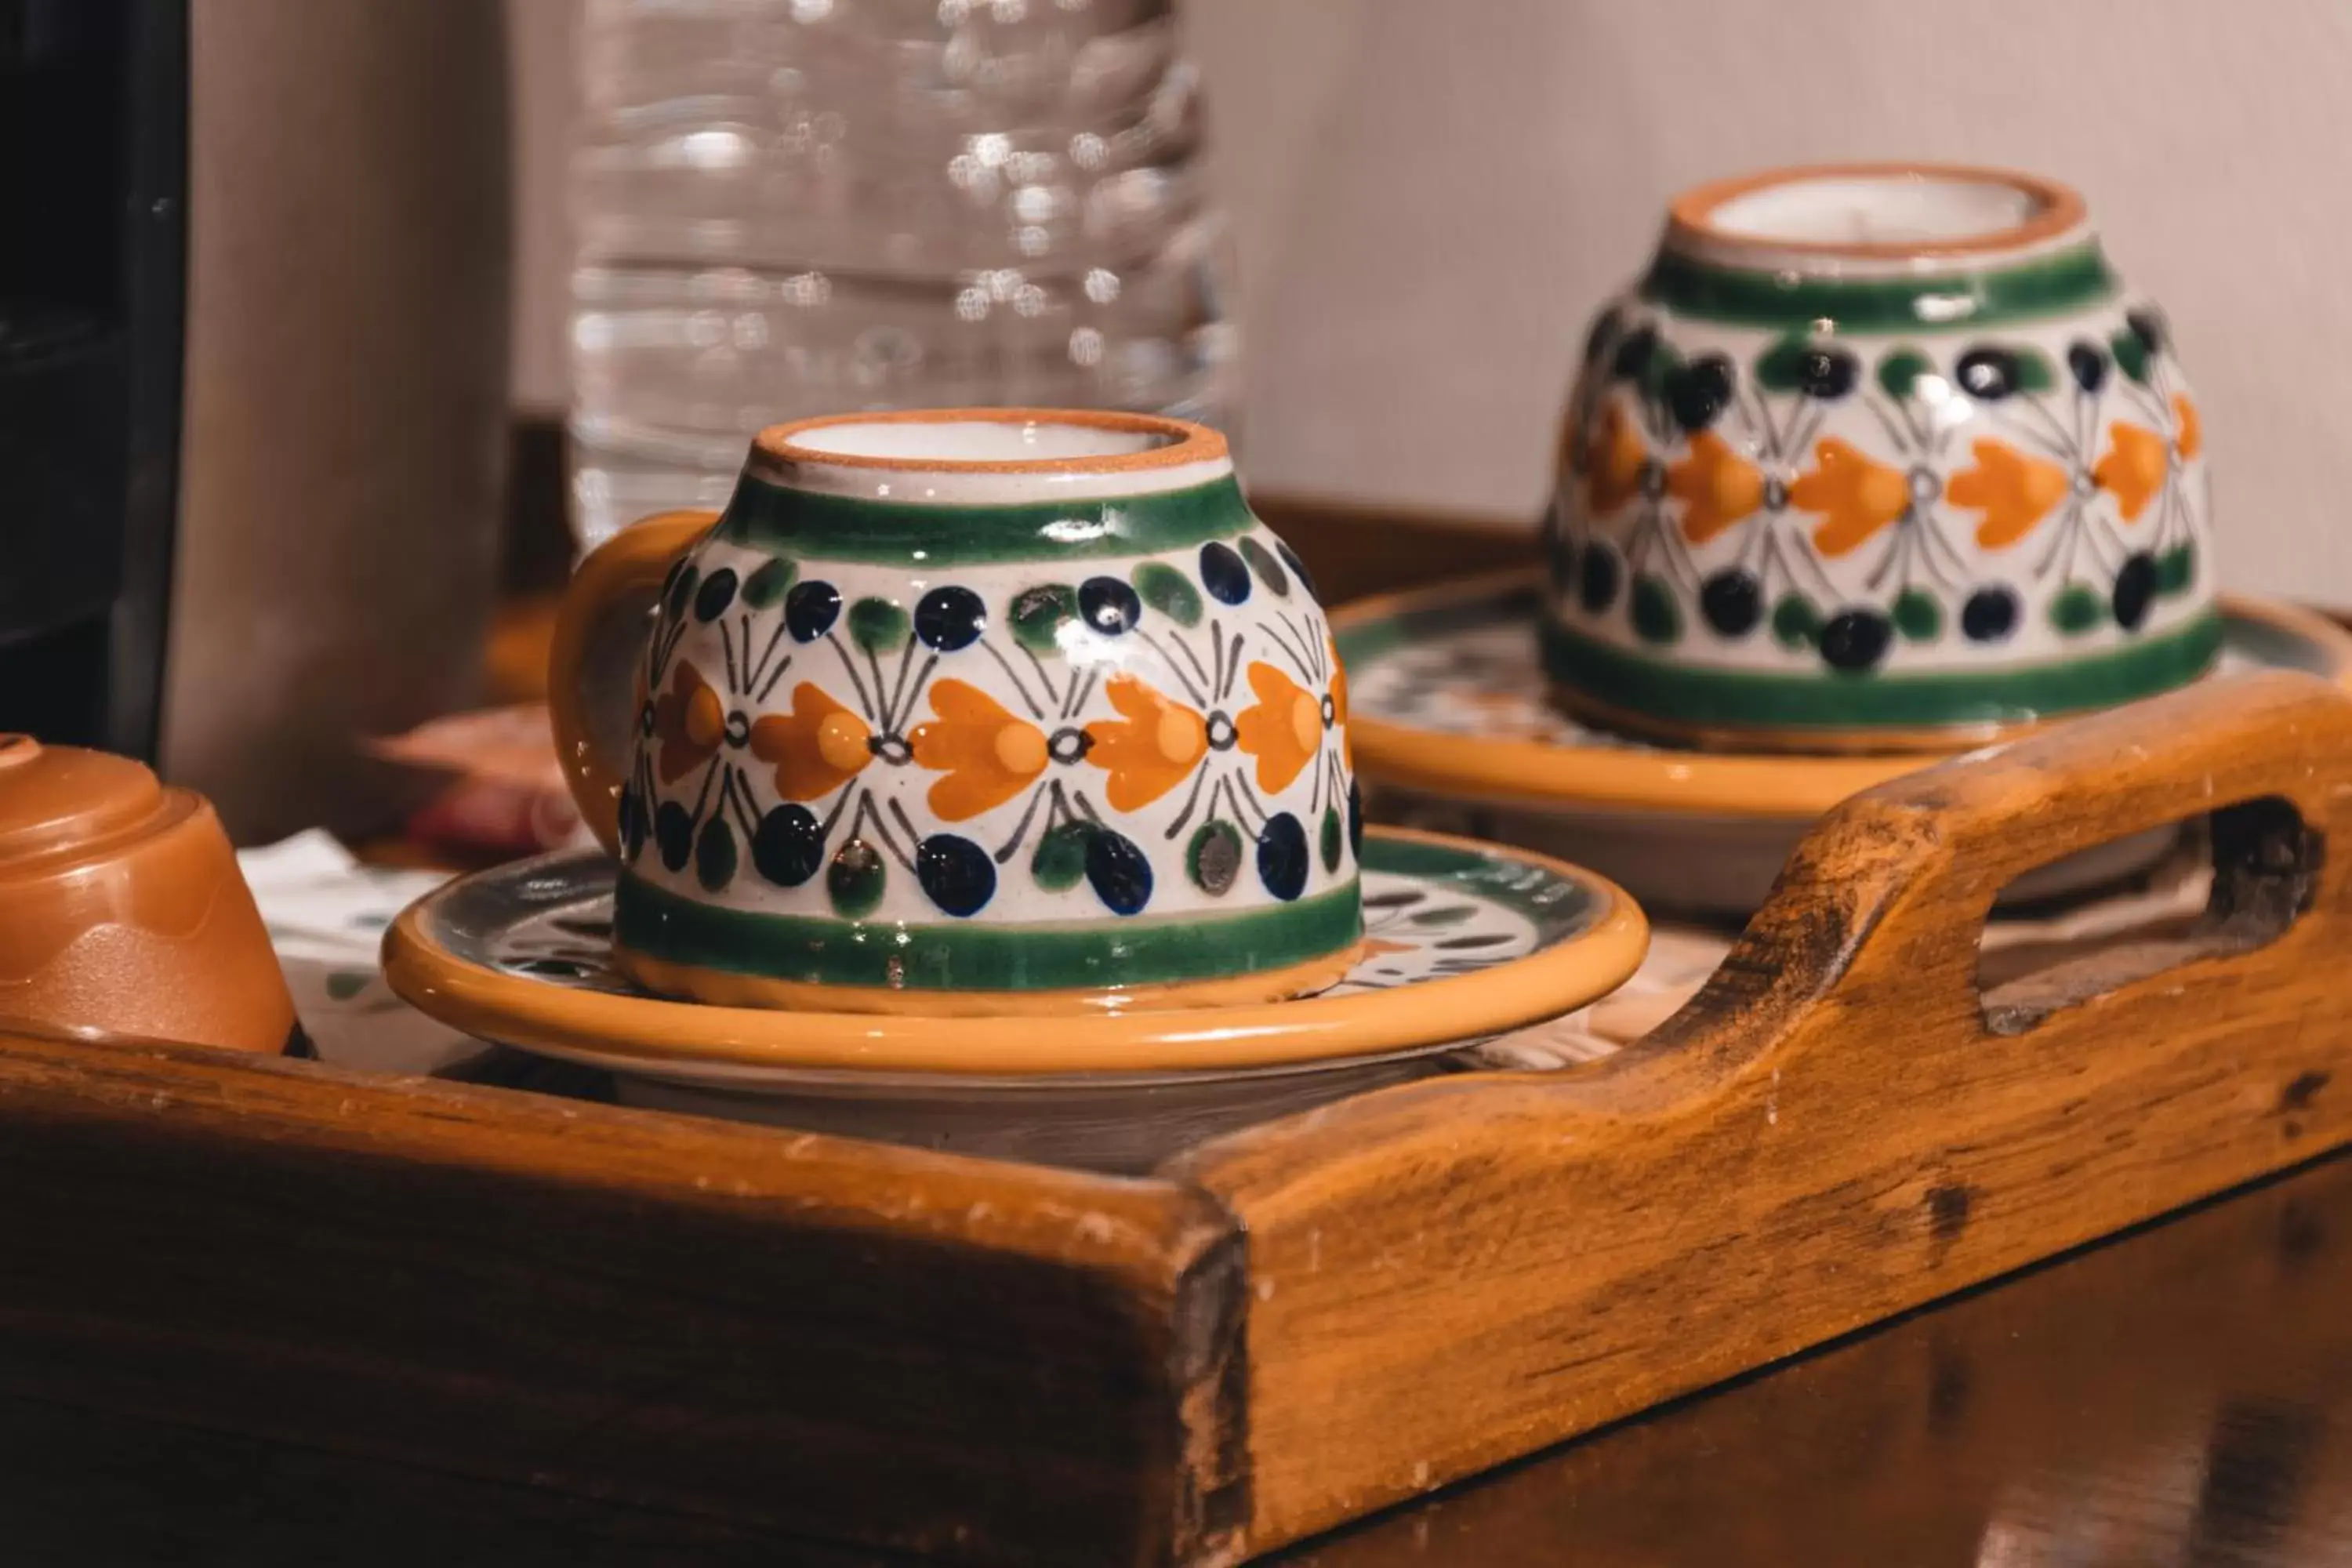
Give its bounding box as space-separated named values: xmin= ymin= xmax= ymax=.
xmin=1272 ymin=1148 xmax=2352 ymax=1567
xmin=1174 ymin=670 xmax=2352 ymax=1554
xmin=5 ymin=1149 xmax=2350 ymax=1564
xmin=0 ymin=1025 xmax=1247 ymax=1566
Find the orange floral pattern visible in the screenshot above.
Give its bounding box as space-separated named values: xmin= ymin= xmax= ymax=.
xmin=616 ymin=520 xmax=1361 ymax=918
xmin=1547 ymin=310 xmax=2212 ymax=684
xmin=1233 ymin=661 xmax=1325 ymax=794
xmin=909 ymin=679 xmax=1049 ymax=820
xmin=1083 ymin=676 xmax=1209 ymax=811
xmin=749 ymin=682 xmax=873 ymax=802
xmin=2173 ymin=393 xmax=2202 ymax=461
xmin=1792 ymin=437 xmax=1911 ymax=558
xmin=1327 ymin=638 xmax=1352 ymax=768
xmin=652 ymin=662 xmax=725 ymax=784
xmin=1667 ymin=430 xmax=1765 ymax=545
xmin=2095 ymin=422 xmax=2168 ymax=523
xmin=1946 ymin=438 xmax=2071 ymax=550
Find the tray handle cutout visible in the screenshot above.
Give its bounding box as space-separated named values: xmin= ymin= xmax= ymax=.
xmin=1977 ymin=794 xmax=2318 ymax=1035
xmin=1674 ymin=670 xmax=2347 ymax=1055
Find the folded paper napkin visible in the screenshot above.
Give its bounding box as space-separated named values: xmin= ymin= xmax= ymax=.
xmin=237 ymin=831 xmax=481 ymax=1076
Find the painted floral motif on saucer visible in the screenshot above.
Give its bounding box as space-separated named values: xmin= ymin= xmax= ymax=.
xmin=382 ymin=826 xmax=1648 ymax=1078
xmin=1337 ymin=572 xmax=2352 ymax=914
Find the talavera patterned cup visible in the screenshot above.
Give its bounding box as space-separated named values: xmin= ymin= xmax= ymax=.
xmin=550 ymin=409 xmax=1363 ymax=1015
xmin=1546 ymin=164 xmax=2218 ymax=752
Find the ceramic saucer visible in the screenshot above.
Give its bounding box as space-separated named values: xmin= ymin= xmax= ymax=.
xmin=1335 ymin=572 xmax=2352 ymax=916
xmin=384 ymin=826 xmax=1643 ymax=1075
xmin=384 ymin=827 xmax=1643 ymax=1171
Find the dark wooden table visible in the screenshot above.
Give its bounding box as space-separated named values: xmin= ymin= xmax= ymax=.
xmin=5 ymin=1145 xmax=2345 ymax=1566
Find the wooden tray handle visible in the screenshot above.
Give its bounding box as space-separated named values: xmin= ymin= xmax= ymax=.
xmin=1176 ymin=670 xmax=2352 ymax=1557
xmin=1657 ymin=668 xmax=2350 ymax=1060
xmin=1815 ymin=671 xmax=2332 ymax=903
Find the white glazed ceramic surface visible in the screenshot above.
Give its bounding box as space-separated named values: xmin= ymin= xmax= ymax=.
xmin=604 ymin=1057 xmax=1445 ymax=1175
xmin=380 ymin=828 xmax=1648 ymax=1075
xmin=1341 ymin=577 xmax=2352 ymax=916
xmin=1373 ymin=789 xmax=2180 ymax=922
xmin=1548 ymin=165 xmax=2216 ymax=742
xmin=637 ymin=530 xmax=1348 ymax=932
xmin=491 ymin=845 xmax=1544 ymax=1006
xmin=564 ymin=410 xmax=1365 ymax=1007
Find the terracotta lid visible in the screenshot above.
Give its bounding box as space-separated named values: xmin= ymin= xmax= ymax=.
xmin=0 ymin=735 xmax=172 ymax=870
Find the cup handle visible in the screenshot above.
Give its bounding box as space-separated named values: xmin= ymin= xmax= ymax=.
xmin=548 ymin=510 xmax=719 ymax=855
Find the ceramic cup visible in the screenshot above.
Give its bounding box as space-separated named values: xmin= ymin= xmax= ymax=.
xmin=0 ymin=735 xmax=296 ymax=1054
xmin=1545 ymin=163 xmax=2217 ymax=752
xmin=549 ymin=408 xmax=1363 ymax=1015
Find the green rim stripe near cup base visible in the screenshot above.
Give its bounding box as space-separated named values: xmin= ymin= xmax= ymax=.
xmin=1638 ymin=240 xmax=2119 ymax=332
xmin=1541 ymin=609 xmax=2224 ymax=731
xmin=615 ymin=871 xmax=1366 ymax=992
xmin=718 ymin=472 xmax=1256 ymax=565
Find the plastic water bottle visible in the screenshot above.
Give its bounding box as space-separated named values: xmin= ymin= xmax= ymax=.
xmin=569 ymin=0 xmax=1240 ymax=549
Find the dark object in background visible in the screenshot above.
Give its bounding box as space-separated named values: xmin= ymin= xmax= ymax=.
xmin=0 ymin=0 xmax=187 ymax=759
xmin=0 ymin=0 xmax=514 ymax=848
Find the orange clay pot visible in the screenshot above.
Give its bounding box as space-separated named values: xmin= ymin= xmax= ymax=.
xmin=0 ymin=735 xmax=294 ymax=1053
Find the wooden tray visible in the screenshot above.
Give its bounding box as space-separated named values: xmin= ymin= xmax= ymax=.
xmin=5 ymin=515 xmax=2351 ymax=1566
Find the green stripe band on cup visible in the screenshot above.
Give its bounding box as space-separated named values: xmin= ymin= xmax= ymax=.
xmin=1639 ymin=241 xmax=2120 ymax=332
xmin=717 ymin=474 xmax=1257 ymax=565
xmin=614 ymin=873 xmax=1365 ymax=992
xmin=1541 ymin=609 xmax=2225 ymax=731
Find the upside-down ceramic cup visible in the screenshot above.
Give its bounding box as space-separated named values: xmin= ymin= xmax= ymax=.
xmin=0 ymin=735 xmax=296 ymax=1054
xmin=1546 ymin=163 xmax=2217 ymax=752
xmin=549 ymin=409 xmax=1363 ymax=1015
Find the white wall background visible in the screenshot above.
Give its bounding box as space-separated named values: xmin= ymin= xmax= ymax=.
xmin=507 ymin=0 xmax=2352 ymax=600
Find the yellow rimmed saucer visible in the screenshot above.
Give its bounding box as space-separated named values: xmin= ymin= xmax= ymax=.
xmin=1336 ymin=572 xmax=2352 ymax=915
xmin=382 ymin=826 xmax=1646 ymax=1081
